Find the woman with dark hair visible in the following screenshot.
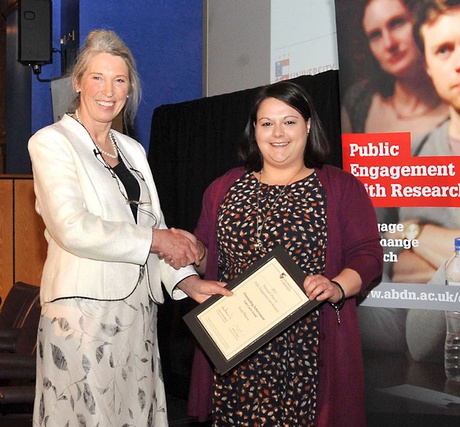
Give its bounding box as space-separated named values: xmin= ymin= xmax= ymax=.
xmin=188 ymin=80 xmax=383 ymax=426
xmin=238 ymin=81 xmax=330 ymax=171
xmin=340 ymin=0 xmax=448 ymax=136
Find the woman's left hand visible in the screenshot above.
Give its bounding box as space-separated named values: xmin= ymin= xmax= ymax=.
xmin=177 ymin=275 xmax=233 ymax=303
xmin=303 ymin=274 xmax=343 ymax=304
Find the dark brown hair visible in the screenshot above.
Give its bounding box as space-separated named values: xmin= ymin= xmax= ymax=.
xmin=238 ymin=80 xmax=330 ymax=172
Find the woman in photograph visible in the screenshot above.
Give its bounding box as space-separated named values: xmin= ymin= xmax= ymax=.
xmin=341 ymin=0 xmax=448 ymax=137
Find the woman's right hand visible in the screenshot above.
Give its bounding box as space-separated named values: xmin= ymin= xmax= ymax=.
xmin=150 ymin=227 xmax=200 ymax=268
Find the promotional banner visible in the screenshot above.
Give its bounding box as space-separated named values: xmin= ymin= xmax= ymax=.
xmin=336 ymin=0 xmax=460 ymax=420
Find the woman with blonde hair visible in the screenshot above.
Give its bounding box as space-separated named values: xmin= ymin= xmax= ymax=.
xmin=29 ymin=29 xmax=230 ymax=426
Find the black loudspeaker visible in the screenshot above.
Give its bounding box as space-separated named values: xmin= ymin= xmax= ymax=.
xmin=18 ymin=0 xmax=52 ymax=65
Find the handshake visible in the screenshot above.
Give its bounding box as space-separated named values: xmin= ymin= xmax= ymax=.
xmin=150 ymin=227 xmax=206 ymax=269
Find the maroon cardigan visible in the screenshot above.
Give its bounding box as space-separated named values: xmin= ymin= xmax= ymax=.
xmin=188 ymin=165 xmax=383 ymax=427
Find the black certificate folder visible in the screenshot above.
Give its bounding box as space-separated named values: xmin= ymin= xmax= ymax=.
xmin=183 ymin=245 xmax=321 ymax=374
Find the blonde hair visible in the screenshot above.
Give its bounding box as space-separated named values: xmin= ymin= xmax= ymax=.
xmin=69 ymin=29 xmax=141 ymax=126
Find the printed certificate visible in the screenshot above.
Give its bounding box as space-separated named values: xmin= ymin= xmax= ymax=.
xmin=183 ymin=246 xmax=320 ymax=374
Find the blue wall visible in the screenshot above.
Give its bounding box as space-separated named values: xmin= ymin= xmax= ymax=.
xmin=31 ymin=0 xmax=203 ymax=153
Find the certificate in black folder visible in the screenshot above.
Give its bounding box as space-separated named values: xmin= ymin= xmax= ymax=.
xmin=183 ymin=246 xmax=320 ymax=374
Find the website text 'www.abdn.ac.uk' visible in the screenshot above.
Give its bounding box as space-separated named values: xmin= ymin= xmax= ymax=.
xmin=359 ymin=283 xmax=460 ymax=310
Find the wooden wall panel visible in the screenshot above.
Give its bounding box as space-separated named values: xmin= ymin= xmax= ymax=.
xmin=14 ymin=179 xmax=46 ymax=287
xmin=0 ymin=179 xmax=14 ymax=302
xmin=0 ymin=176 xmax=46 ymax=304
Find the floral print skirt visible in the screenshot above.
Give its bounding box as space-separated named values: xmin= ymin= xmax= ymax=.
xmin=33 ymin=278 xmax=167 ymax=427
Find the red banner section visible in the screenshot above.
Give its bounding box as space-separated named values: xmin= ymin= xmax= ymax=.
xmin=342 ymin=132 xmax=460 ymax=207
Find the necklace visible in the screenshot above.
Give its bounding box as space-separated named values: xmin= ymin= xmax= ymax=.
xmin=254 ymin=166 xmax=305 ymax=251
xmin=74 ymin=109 xmax=119 ymax=159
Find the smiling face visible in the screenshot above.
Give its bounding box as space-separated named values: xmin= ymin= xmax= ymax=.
xmin=362 ymin=0 xmax=421 ymax=77
xmin=422 ymin=7 xmax=460 ymax=112
xmin=75 ymin=52 xmax=130 ymax=127
xmin=254 ymin=97 xmax=310 ymax=172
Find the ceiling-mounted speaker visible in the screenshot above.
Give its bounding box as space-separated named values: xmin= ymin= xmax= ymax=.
xmin=18 ymin=0 xmax=52 ymax=65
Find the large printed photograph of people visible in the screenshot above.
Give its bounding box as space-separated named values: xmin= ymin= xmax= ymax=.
xmin=336 ymin=0 xmax=460 ymax=422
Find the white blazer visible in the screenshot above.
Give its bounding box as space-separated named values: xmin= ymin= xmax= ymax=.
xmin=28 ymin=114 xmax=194 ymax=304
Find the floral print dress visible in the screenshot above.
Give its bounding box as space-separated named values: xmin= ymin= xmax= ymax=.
xmin=213 ymin=172 xmax=327 ymax=426
xmin=33 ymin=158 xmax=167 ymax=427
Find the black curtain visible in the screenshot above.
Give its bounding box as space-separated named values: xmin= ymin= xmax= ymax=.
xmin=148 ymin=71 xmax=341 ymax=233
xmin=148 ymin=70 xmax=341 ymax=398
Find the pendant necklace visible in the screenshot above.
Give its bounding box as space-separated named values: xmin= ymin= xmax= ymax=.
xmin=74 ymin=109 xmax=119 ymax=159
xmin=254 ymin=165 xmax=305 ymax=251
